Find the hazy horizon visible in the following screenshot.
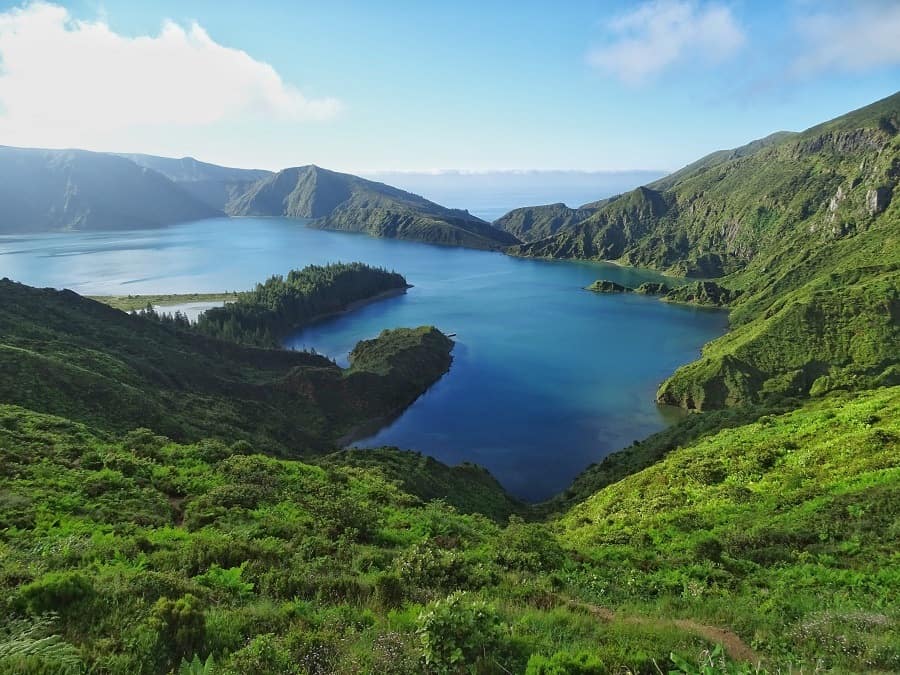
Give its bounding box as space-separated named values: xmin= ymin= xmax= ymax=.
xmin=1 ymin=2 xmax=898 ymax=172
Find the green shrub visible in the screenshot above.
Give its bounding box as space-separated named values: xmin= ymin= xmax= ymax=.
xmin=194 ymin=563 xmax=254 ymax=599
xmin=150 ymin=594 xmax=206 ymax=670
xmin=219 ymin=633 xmax=297 ymax=675
xmin=178 ymin=654 xmax=216 ymax=675
xmin=396 ymin=543 xmax=490 ymax=593
xmin=373 ymin=573 xmax=404 ymax=608
xmin=496 ymin=518 xmax=565 ymax=572
xmin=0 ymin=616 xmax=84 ymax=675
xmin=416 ymin=591 xmax=504 ymax=674
xmin=525 ymin=650 xmax=606 ymax=674
xmin=17 ymin=572 xmax=95 ymax=616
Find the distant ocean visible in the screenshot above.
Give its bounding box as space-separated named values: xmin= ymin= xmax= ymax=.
xmin=363 ymin=170 xmax=667 ymax=222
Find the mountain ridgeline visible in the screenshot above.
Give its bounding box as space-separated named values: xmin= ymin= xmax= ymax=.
xmin=227 ymin=165 xmax=520 ymax=250
xmin=119 ymin=153 xmax=273 ymax=211
xmin=0 ymin=146 xmax=221 ymax=233
xmin=512 ymin=92 xmax=900 ymax=411
xmin=0 ymin=149 xmax=519 ymax=250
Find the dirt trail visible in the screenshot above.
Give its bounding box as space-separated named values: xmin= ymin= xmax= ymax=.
xmin=564 ymin=597 xmax=761 ymax=665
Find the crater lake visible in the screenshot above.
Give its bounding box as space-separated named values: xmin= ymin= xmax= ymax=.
xmin=0 ymin=217 xmax=728 ymax=500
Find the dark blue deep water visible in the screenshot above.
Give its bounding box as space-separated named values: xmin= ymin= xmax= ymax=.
xmin=0 ymin=218 xmax=728 ymax=500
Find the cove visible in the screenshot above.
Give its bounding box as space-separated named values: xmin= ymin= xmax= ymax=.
xmin=0 ymin=217 xmax=728 ymax=501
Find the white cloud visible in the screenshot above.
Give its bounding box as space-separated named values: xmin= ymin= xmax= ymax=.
xmin=0 ymin=2 xmax=341 ymax=148
xmin=587 ymin=0 xmax=745 ymax=83
xmin=792 ymin=2 xmax=900 ymax=75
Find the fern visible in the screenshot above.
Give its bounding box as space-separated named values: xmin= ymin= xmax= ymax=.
xmin=0 ymin=616 xmax=83 ymax=674
xmin=178 ymin=654 xmax=216 ymax=675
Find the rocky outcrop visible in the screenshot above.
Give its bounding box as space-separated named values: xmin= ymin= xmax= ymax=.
xmin=866 ymin=186 xmax=892 ymax=215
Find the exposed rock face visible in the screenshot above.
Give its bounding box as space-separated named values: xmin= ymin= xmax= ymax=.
xmin=585 ymin=280 xmax=630 ymax=293
xmin=828 ymin=185 xmax=846 ymax=216
xmin=866 ymin=186 xmax=892 ymax=215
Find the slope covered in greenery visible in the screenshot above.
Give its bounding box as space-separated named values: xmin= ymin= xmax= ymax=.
xmin=0 ymin=278 xmax=451 ymax=454
xmin=319 ymin=448 xmax=526 ymax=522
xmin=228 ymin=165 xmax=520 ymax=250
xmin=516 ymin=92 xmax=900 ymax=410
xmin=0 ymin=147 xmax=220 ymax=233
xmin=560 ymin=386 xmax=900 ymax=672
xmin=1 ymin=384 xmax=896 ymax=673
xmin=492 ymin=203 xmax=597 ymax=243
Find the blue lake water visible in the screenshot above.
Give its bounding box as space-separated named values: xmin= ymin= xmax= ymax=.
xmin=0 ymin=217 xmax=728 ymax=501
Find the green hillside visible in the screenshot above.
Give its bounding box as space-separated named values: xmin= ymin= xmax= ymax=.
xmin=514 ymin=92 xmax=900 ymax=410
xmin=229 ymin=165 xmax=520 ymax=250
xmin=493 ymin=203 xmax=598 ymax=243
xmin=1 ymin=382 xmax=896 ymax=673
xmin=0 ymin=276 xmax=451 ymax=454
xmin=560 ymin=386 xmax=900 ymax=672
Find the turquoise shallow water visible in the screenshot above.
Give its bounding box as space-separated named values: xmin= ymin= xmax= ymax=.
xmin=0 ymin=218 xmax=728 ymax=501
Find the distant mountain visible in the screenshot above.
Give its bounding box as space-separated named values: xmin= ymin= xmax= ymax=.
xmin=492 ymin=202 xmax=598 ymax=243
xmin=120 ymin=153 xmax=272 ymax=211
xmin=363 ymin=169 xmax=666 ymax=222
xmin=0 ymin=146 xmax=220 ymax=234
xmin=229 ymin=165 xmax=521 ymax=250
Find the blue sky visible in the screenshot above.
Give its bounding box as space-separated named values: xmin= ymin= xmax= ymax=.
xmin=0 ymin=0 xmax=898 ymax=172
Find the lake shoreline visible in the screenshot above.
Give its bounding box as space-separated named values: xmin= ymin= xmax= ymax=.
xmin=8 ymin=217 xmax=728 ymax=501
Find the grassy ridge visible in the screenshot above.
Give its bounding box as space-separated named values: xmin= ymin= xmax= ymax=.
xmin=492 ymin=203 xmax=597 ymax=243
xmin=0 ymin=278 xmax=452 ymax=455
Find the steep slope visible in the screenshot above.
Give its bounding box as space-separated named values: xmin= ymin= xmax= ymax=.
xmin=647 ymin=131 xmax=796 ymax=192
xmin=0 ymin=147 xmax=220 ymax=233
xmin=1 ymin=387 xmax=895 ymax=672
xmin=560 ymin=386 xmax=900 ymax=671
xmin=120 ymin=153 xmax=272 ymax=211
xmin=515 ymin=92 xmax=899 ymax=279
xmin=0 ymin=277 xmax=452 ymax=453
xmin=519 ymin=92 xmax=900 ymax=409
xmin=229 ymin=165 xmax=520 ymax=250
xmin=492 ymin=202 xmax=597 ymax=242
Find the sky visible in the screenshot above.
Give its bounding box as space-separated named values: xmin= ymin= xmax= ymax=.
xmin=0 ymin=0 xmax=898 ymax=173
